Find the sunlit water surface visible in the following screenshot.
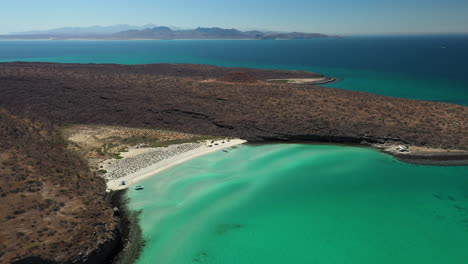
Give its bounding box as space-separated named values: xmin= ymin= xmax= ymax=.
xmin=127 ymin=144 xmax=468 ymax=264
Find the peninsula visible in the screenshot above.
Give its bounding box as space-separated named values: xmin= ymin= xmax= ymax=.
xmin=0 ymin=62 xmax=466 ymax=263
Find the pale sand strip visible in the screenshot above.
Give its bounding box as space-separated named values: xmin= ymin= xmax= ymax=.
xmin=105 ymin=139 xmax=247 ymax=190
xmin=267 ymin=77 xmax=335 ymax=84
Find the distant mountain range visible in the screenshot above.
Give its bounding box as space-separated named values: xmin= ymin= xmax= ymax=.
xmin=9 ymin=24 xmax=183 ymax=36
xmin=113 ymin=27 xmax=330 ymax=40
xmin=1 ymin=25 xmax=332 ymax=40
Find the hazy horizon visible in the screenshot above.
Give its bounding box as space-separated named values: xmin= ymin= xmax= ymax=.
xmin=1 ymin=0 xmax=468 ymax=35
xmin=4 ymin=24 xmax=468 ymax=37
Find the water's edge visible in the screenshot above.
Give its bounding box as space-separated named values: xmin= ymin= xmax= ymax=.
xmin=108 ymin=141 xmax=468 ymax=263
xmin=108 ymin=190 xmax=145 ymax=264
xmin=250 ymin=140 xmax=468 ymax=166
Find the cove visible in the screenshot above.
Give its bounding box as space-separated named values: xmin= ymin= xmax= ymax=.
xmin=126 ymin=144 xmax=468 ymax=264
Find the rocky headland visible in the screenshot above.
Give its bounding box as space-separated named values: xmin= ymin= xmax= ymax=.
xmin=0 ymin=62 xmax=466 ymax=153
xmin=0 ymin=62 xmax=467 ymax=263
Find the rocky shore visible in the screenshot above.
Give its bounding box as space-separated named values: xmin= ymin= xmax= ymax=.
xmin=373 ymin=143 xmax=468 ymax=166
xmin=106 ymin=190 xmax=144 ymax=264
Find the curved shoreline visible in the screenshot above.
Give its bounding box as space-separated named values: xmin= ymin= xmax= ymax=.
xmin=104 ymin=139 xmax=247 ymax=191
xmin=387 ymin=151 xmax=468 ymax=166
xmin=267 ymin=77 xmax=336 ymax=85
xmin=103 ymin=139 xmax=467 ymax=193
xmin=101 ymin=140 xmax=466 ymax=263
xmin=248 ymin=140 xmax=468 ymax=166
xmin=2 ymin=61 xmax=466 ymax=263
xmin=105 ymin=140 xmax=467 ymax=263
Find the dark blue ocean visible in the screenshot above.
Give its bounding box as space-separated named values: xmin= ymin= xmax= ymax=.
xmin=0 ymin=35 xmax=467 ymax=105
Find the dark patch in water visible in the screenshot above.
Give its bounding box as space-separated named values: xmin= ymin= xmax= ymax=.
xmin=110 ymin=190 xmax=146 ymax=264
xmin=433 ymin=193 xmax=442 ymax=200
xmin=448 ymin=195 xmax=456 ymax=201
xmin=435 ymin=215 xmax=446 ymax=221
xmin=193 ymin=251 xmax=209 ymax=263
xmin=216 ymin=223 xmax=245 ymax=235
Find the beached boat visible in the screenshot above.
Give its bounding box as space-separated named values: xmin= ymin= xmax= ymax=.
xmin=397 ymin=145 xmax=410 ymax=152
xmin=135 ymin=185 xmax=144 ymax=190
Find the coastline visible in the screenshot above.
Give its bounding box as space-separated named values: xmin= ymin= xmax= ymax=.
xmin=0 ymin=53 xmax=468 ymax=262
xmin=267 ymin=77 xmax=336 ymax=85
xmin=107 ymin=189 xmax=145 ymax=264
xmin=100 ymin=139 xmax=246 ymax=263
xmin=247 ymin=140 xmax=468 ymax=166
xmin=372 ymin=143 xmax=468 ymax=166
xmin=103 ymin=139 xmax=246 ymax=191
xmin=102 ymin=140 xmax=466 ymax=263
xmin=102 ymin=138 xmax=467 ymax=194
xmin=102 ymin=138 xmax=467 ymax=192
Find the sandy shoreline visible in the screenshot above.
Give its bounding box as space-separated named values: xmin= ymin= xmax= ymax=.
xmin=267 ymin=77 xmax=335 ymax=85
xmin=103 ymin=139 xmax=246 ymax=190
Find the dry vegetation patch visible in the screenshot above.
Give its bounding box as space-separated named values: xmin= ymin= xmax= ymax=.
xmin=0 ymin=110 xmax=117 ymax=263
xmin=61 ymin=125 xmax=219 ymax=170
xmin=0 ymin=62 xmax=466 ymax=151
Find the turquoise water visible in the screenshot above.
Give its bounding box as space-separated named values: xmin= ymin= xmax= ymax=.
xmin=1 ymin=38 xmax=466 ymax=262
xmin=0 ymin=36 xmax=467 ymax=105
xmin=128 ymin=144 xmax=468 ymax=264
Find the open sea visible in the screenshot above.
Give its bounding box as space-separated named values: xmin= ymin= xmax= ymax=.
xmin=1 ymin=36 xmax=468 ymax=105
xmin=1 ymin=36 xmax=467 ymax=263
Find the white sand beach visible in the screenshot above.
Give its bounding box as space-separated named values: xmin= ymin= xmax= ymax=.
xmin=267 ymin=77 xmax=335 ymax=84
xmin=103 ymin=139 xmax=246 ymax=190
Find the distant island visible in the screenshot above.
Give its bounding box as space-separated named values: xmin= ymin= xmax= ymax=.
xmin=0 ymin=25 xmax=333 ymax=40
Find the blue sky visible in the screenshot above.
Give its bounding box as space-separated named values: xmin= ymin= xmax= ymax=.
xmin=1 ymin=0 xmax=468 ymax=35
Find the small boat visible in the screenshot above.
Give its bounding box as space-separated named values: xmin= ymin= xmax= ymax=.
xmin=222 ymin=149 xmax=229 ymax=152
xmin=135 ymin=185 xmax=144 ymax=190
xmin=396 ymin=145 xmax=409 ymax=152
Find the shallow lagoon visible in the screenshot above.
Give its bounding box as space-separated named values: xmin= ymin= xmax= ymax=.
xmin=127 ymin=144 xmax=468 ymax=264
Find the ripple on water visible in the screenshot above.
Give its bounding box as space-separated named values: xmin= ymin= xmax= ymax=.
xmin=127 ymin=144 xmax=468 ymax=264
